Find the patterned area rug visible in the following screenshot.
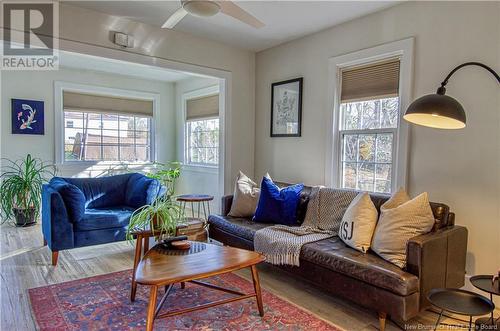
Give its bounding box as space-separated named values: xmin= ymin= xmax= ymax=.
xmin=29 ymin=269 xmax=340 ymax=330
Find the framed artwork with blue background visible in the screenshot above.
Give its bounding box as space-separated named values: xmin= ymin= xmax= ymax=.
xmin=11 ymin=99 xmax=44 ymax=135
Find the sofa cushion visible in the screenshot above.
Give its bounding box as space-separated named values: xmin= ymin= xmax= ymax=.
xmin=371 ymin=189 xmax=435 ymax=268
xmin=49 ymin=178 xmax=86 ymax=222
xmin=300 ymin=237 xmax=419 ymax=296
xmin=75 ymin=206 xmax=135 ymax=231
xmin=208 ymin=214 xmax=273 ymax=242
xmin=253 ymin=177 xmax=304 ymax=225
xmin=125 ymin=173 xmax=160 ymax=208
xmin=228 ymin=171 xmax=263 ymax=218
xmin=64 ymin=174 xmax=131 ymax=209
xmin=338 ymin=192 xmax=378 ymax=253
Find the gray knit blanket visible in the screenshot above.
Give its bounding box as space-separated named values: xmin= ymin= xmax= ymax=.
xmin=254 ymin=187 xmax=358 ymax=266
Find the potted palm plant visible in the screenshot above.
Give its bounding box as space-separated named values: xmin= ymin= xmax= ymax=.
xmin=126 ymin=162 xmax=184 ymax=241
xmin=0 ymin=154 xmax=56 ymax=226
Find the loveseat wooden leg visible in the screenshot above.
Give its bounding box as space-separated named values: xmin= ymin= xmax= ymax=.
xmin=378 ymin=312 xmax=387 ymax=331
xmin=51 ymin=251 xmax=59 ymax=266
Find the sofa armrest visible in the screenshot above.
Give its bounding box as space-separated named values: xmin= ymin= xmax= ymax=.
xmin=221 ymin=195 xmax=234 ymax=216
xmin=406 ymin=225 xmax=467 ymax=309
xmin=42 ymin=184 xmax=74 ymax=251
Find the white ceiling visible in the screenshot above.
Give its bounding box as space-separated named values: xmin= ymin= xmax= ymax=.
xmin=60 ymin=50 xmax=195 ymax=82
xmin=67 ymin=1 xmax=400 ymax=52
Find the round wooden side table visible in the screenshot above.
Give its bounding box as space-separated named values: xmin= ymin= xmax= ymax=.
xmin=176 ymin=194 xmax=214 ymax=220
xmin=470 ymin=275 xmax=500 ymax=328
xmin=427 ymin=288 xmax=494 ymax=331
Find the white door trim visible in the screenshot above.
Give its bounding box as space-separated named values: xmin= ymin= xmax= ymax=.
xmin=50 ymin=37 xmax=230 ymax=197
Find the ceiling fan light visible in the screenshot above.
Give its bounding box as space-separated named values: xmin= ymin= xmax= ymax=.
xmin=403 ymin=93 xmax=467 ymax=129
xmin=182 ymin=0 xmax=220 ymax=17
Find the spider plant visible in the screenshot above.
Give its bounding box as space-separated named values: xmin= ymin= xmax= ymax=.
xmin=144 ymin=161 xmax=182 ymax=199
xmin=126 ymin=195 xmax=183 ymax=242
xmin=0 ymin=154 xmax=56 ymax=226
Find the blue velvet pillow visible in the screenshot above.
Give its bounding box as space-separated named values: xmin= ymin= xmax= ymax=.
xmin=253 ymin=177 xmax=304 ymax=225
xmin=49 ymin=178 xmax=86 ymax=222
xmin=125 ymin=174 xmax=160 ymax=209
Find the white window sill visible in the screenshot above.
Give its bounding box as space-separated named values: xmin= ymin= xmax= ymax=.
xmin=183 ymin=164 xmax=219 ymax=174
xmin=57 ymin=161 xmax=155 ymax=170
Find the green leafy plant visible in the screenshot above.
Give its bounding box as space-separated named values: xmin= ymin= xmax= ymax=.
xmin=125 ymin=161 xmax=184 ymax=241
xmin=145 ymin=161 xmax=182 ymax=198
xmin=126 ymin=195 xmax=183 ymax=241
xmin=0 ymin=154 xmax=56 ymax=226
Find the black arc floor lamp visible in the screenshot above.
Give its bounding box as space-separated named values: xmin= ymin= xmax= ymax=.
xmin=404 ymin=62 xmax=500 ymax=309
xmin=403 ymin=62 xmax=500 ymax=129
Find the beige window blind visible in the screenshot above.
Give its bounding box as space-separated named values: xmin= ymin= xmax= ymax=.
xmin=63 ymin=91 xmax=154 ymax=116
xmin=186 ymin=94 xmax=219 ymax=121
xmin=341 ymin=58 xmax=400 ymax=103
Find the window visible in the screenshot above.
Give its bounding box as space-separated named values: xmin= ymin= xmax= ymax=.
xmin=61 ymin=90 xmax=154 ymax=163
xmin=184 ymin=92 xmax=219 ymax=166
xmin=64 ymin=112 xmax=152 ymax=162
xmin=339 ymin=97 xmax=399 ymax=193
xmin=186 ymin=118 xmax=219 ymax=166
xmin=334 ymin=57 xmax=405 ymax=194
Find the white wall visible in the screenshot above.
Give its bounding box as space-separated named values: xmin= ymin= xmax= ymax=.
xmin=0 ymin=66 xmax=175 ymax=177
xmin=58 ymin=3 xmax=256 ymax=195
xmin=255 ymin=1 xmax=500 ymax=282
xmin=174 ymin=76 xmax=221 ymax=213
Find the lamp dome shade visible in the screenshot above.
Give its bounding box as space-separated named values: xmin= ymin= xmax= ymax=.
xmin=182 ymin=0 xmax=221 ymax=17
xmin=403 ymin=93 xmax=466 ymax=129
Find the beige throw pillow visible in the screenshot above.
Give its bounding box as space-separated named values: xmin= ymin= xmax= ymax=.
xmin=339 ymin=192 xmax=378 ymax=253
xmin=371 ymin=188 xmax=435 ymax=268
xmin=228 ymin=172 xmax=269 ymax=217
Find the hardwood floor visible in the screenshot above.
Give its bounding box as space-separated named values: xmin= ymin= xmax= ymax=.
xmin=0 ymin=223 xmax=493 ymax=330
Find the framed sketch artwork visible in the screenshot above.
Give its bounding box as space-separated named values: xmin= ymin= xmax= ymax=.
xmin=270 ymin=77 xmax=303 ymax=137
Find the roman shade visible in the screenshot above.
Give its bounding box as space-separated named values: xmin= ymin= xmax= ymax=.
xmin=341 ymin=59 xmax=400 ymax=103
xmin=186 ymin=94 xmax=219 ymax=121
xmin=63 ymin=91 xmax=154 ymax=116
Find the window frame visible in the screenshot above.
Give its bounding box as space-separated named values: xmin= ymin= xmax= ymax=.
xmin=54 ymin=81 xmax=159 ymax=166
xmin=325 ymin=38 xmax=414 ymax=193
xmin=181 ymin=85 xmax=220 ymax=169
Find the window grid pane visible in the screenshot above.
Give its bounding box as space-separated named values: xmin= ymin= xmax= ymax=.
xmin=64 ymin=111 xmax=152 ymax=162
xmin=186 ymin=118 xmax=219 ymax=166
xmin=341 ymin=97 xmax=399 ymax=131
xmin=339 ymin=96 xmax=398 ymax=194
xmin=341 ymin=132 xmax=393 ymax=194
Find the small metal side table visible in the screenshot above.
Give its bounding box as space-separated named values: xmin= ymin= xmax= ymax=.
xmin=176 ymin=194 xmax=214 ymax=220
xmin=470 ymin=275 xmax=500 ymax=327
xmin=427 ymin=288 xmax=495 ymax=331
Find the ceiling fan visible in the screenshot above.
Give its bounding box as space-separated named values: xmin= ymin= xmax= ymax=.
xmin=162 ymin=0 xmax=265 ymax=29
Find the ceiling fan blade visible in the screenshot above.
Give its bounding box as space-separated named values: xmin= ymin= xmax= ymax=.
xmin=162 ymin=7 xmax=188 ymax=29
xmin=219 ymin=1 xmax=265 ymax=29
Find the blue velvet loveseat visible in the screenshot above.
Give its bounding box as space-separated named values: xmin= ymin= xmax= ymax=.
xmin=42 ymin=173 xmax=163 ymax=265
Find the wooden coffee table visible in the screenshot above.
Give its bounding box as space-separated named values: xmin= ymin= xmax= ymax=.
xmin=135 ymin=242 xmax=266 ymax=331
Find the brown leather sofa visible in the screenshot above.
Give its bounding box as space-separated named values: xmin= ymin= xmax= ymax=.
xmin=208 ymin=185 xmax=468 ymax=330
